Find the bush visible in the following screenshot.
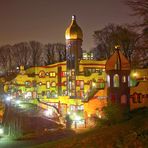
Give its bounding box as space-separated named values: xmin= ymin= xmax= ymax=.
xmin=102 ymin=102 xmax=129 ymax=125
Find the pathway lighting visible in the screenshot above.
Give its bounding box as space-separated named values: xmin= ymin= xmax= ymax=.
xmin=6 ymin=96 xmax=12 ymax=102
xmin=16 ymin=100 xmax=21 ymax=105
xmin=44 ymin=109 xmax=53 ymax=117
xmin=0 ymin=127 xmax=4 ymax=135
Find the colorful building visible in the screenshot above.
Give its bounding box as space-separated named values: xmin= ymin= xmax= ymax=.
xmin=5 ymin=16 xmax=148 ymax=120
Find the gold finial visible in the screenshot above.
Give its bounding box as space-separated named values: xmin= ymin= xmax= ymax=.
xmin=72 ymin=15 xmax=76 ymax=20
xmin=65 ymin=15 xmax=83 ymax=40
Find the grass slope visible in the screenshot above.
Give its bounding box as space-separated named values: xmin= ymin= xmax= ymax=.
xmin=33 ymin=108 xmax=148 ymax=148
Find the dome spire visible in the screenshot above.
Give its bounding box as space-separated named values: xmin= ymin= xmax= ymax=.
xmin=65 ymin=15 xmax=83 ymax=40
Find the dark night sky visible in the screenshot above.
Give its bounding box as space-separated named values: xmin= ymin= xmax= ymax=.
xmin=0 ymin=0 xmax=137 ymax=50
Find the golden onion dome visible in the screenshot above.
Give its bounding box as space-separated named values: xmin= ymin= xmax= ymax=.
xmin=65 ymin=15 xmax=83 ymax=40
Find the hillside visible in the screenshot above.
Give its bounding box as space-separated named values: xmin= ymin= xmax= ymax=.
xmin=34 ymin=108 xmax=148 ymax=148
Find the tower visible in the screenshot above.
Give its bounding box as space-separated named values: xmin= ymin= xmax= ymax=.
xmin=65 ymin=15 xmax=83 ymax=97
xmin=105 ymin=46 xmax=131 ymax=106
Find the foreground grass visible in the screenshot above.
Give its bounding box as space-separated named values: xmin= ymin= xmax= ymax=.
xmin=33 ymin=108 xmax=148 ymax=148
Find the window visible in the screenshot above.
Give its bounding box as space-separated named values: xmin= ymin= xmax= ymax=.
xmin=76 ymin=80 xmax=80 ymax=86
xmin=70 ymin=105 xmax=76 ymax=111
xmin=107 ymin=75 xmax=110 ymax=87
xmin=51 ymin=81 xmax=56 ymax=87
xmin=42 ymin=91 xmax=45 ymax=96
xmin=63 ymin=81 xmax=67 ymax=86
xmin=63 ymin=90 xmax=67 ymax=96
xmin=50 ymin=72 xmax=56 ymax=77
xmin=122 ymin=76 xmax=126 ymax=83
xmin=138 ymin=94 xmax=142 ymax=103
xmin=51 ymin=90 xmax=56 ymax=97
xmin=113 ymin=74 xmax=119 ymax=87
xmin=47 ymin=91 xmax=50 ymax=98
xmin=77 ymin=105 xmax=84 ymax=110
xmin=25 ymin=81 xmax=31 ymax=87
xmin=46 ymin=81 xmax=50 ymax=89
xmin=39 ymin=70 xmax=45 ymax=78
xmin=32 ymin=91 xmax=37 ymax=99
xmin=26 ymin=92 xmax=32 ymax=98
xmin=128 ymin=76 xmax=130 ymax=87
xmin=80 ymin=81 xmax=84 ymax=89
xmin=61 ymin=71 xmax=67 ymax=77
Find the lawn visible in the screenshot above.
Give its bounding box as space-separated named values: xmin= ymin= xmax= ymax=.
xmin=33 ymin=108 xmax=148 ymax=148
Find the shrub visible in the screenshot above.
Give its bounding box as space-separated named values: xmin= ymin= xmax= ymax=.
xmin=102 ymin=102 xmax=128 ymax=125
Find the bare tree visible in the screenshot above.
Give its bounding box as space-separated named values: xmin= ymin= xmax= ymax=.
xmin=0 ymin=45 xmax=14 ymax=73
xmin=45 ymin=43 xmax=66 ymax=64
xmin=126 ymin=0 xmax=148 ymax=29
xmin=93 ymin=24 xmax=139 ymax=62
xmin=12 ymin=42 xmax=32 ymax=67
xmin=29 ymin=41 xmax=44 ymax=66
xmin=125 ymin=0 xmax=148 ymax=67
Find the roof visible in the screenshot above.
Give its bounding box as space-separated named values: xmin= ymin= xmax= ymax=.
xmin=65 ymin=15 xmax=83 ymax=40
xmin=130 ymin=81 xmax=148 ymax=94
xmin=105 ymin=49 xmax=130 ymax=71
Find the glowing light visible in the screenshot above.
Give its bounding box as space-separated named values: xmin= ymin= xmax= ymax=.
xmin=92 ymin=82 xmax=96 ymax=87
xmin=6 ymin=96 xmax=12 ymax=101
xmin=99 ymin=114 xmax=102 ymax=118
xmin=67 ymin=111 xmax=70 ymax=115
xmin=75 ymin=115 xmax=81 ymax=121
xmin=44 ymin=109 xmax=53 ymax=117
xmin=133 ymin=72 xmax=138 ymax=78
xmin=16 ymin=100 xmax=21 ymax=105
xmin=0 ymin=127 xmax=4 ymax=135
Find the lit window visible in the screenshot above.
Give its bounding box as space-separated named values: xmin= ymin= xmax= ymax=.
xmin=76 ymin=80 xmax=80 ymax=86
xmin=32 ymin=92 xmax=37 ymax=99
xmin=61 ymin=71 xmax=67 ymax=77
xmin=46 ymin=81 xmax=50 ymax=88
xmin=63 ymin=90 xmax=67 ymax=96
xmin=70 ymin=105 xmax=76 ymax=111
xmin=63 ymin=81 xmax=67 ymax=86
xmin=113 ymin=74 xmax=119 ymax=87
xmin=26 ymin=92 xmax=32 ymax=98
xmin=39 ymin=70 xmax=45 ymax=78
xmin=107 ymin=75 xmax=110 ymax=87
xmin=80 ymin=81 xmax=84 ymax=89
xmin=122 ymin=76 xmax=126 ymax=83
xmin=128 ymin=76 xmax=130 ymax=87
xmin=50 ymin=72 xmax=56 ymax=77
xmin=77 ymin=105 xmax=84 ymax=110
xmin=51 ymin=81 xmax=56 ymax=87
xmin=71 ymin=71 xmax=75 ymax=76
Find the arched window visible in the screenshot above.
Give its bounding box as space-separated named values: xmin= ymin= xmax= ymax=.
xmin=39 ymin=70 xmax=45 ymax=78
xmin=107 ymin=75 xmax=110 ymax=87
xmin=122 ymin=76 xmax=126 ymax=83
xmin=113 ymin=74 xmax=119 ymax=87
xmin=128 ymin=76 xmax=130 ymax=87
